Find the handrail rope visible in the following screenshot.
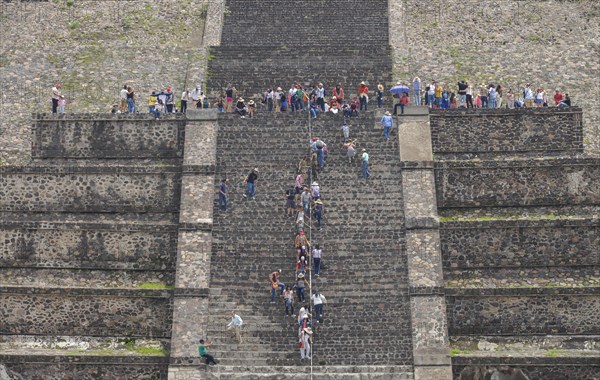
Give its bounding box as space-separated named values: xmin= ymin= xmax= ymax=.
xmin=306 ymin=101 xmax=314 ymax=380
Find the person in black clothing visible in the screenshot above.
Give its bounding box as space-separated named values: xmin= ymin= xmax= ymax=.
xmin=457 ymin=80 xmax=468 ymax=107
xmin=243 ymin=168 xmax=258 ymax=199
xmin=235 ymin=97 xmax=247 ymax=118
xmin=286 ymin=186 xmax=296 ymax=216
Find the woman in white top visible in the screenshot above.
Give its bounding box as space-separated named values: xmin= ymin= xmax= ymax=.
xmin=299 ymin=327 xmax=312 ymax=360
xmin=311 ymin=290 xmax=326 ymax=323
xmin=181 ymin=90 xmax=189 ymax=113
xmin=535 ymin=88 xmax=545 ymax=107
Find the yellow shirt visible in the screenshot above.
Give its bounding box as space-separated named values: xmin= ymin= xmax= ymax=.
xmin=148 ymin=95 xmax=157 ymax=106
xmin=435 ymin=85 xmax=443 ymax=98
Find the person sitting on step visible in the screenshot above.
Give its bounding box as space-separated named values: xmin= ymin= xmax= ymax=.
xmin=247 ymin=99 xmax=256 ymax=118
xmin=235 ymin=97 xmax=247 ymax=118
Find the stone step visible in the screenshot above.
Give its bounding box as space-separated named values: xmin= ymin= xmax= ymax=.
xmin=169 ymin=365 xmax=414 ymax=380
xmin=0 ymin=268 xmax=174 ymax=289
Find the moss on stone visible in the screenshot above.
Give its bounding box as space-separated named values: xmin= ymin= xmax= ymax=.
xmin=450 ymin=348 xmax=474 ymax=356
xmin=138 ymin=282 xmax=175 ymax=290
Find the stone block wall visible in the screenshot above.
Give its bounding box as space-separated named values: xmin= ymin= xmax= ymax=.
xmin=434 ymin=158 xmax=600 ymax=208
xmin=32 ymin=114 xmax=186 ymax=159
xmin=446 ymin=288 xmax=599 ymax=336
xmin=0 ymin=356 xmax=169 ymax=380
xmin=0 ymin=222 xmax=178 ymax=270
xmin=430 ymin=108 xmax=584 ymax=159
xmin=0 ymin=166 xmax=181 ymax=212
xmin=1 ymin=288 xmax=173 ymax=337
xmin=452 ymin=357 xmax=600 ymax=380
xmin=441 ymin=219 xmax=599 ymax=268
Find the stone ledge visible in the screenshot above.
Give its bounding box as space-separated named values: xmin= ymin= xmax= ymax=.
xmin=451 ymin=356 xmax=599 ymax=366
xmin=413 ymin=354 xmax=452 ymax=366
xmin=0 ymin=220 xmax=179 ymax=231
xmin=434 ymin=157 xmax=600 ymax=169
xmin=440 ymin=217 xmax=599 ymax=229
xmin=409 ymin=287 xmax=446 ymax=296
xmin=405 ymin=216 xmax=439 ymax=230
xmin=181 ymin=164 xmax=216 ymax=174
xmin=173 ymin=288 xmax=209 ymax=297
xmin=178 ymin=222 xmax=213 ymax=231
xmin=32 ymin=113 xmax=187 ymax=122
xmin=0 ymin=354 xmax=169 ymax=364
xmin=185 ymin=109 xmax=219 ymax=121
xmin=400 ymin=161 xmax=435 ymax=169
xmin=0 ymin=287 xmax=173 ymax=298
xmin=445 ymin=287 xmax=600 ymax=297
xmin=0 ymin=165 xmax=182 ymax=174
xmin=430 ymin=107 xmax=583 ymax=117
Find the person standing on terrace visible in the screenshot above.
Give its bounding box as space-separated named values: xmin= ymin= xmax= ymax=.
xmin=413 ymin=77 xmax=422 ymax=106
xmin=225 ymin=84 xmax=236 ymax=113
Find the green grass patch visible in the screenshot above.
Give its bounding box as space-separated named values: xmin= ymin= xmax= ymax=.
xmin=135 ymin=346 xmax=168 ymax=356
xmin=545 ymin=349 xmax=560 ymax=357
xmin=138 ymin=282 xmax=175 ymax=290
xmin=450 ymin=348 xmax=474 ymax=356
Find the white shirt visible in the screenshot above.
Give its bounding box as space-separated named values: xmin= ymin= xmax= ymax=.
xmin=120 ymin=88 xmax=128 ymax=99
xmin=536 ymin=91 xmax=544 ymax=100
xmin=228 ymin=314 xmax=243 ymax=327
xmin=312 ymin=294 xmax=326 ymax=305
xmin=52 ymin=86 xmax=62 ymax=100
xmin=298 ymin=307 xmax=308 ymax=323
xmin=191 ymin=89 xmax=199 ymax=101
xmin=182 ymin=91 xmax=189 ymax=101
xmin=312 ymin=248 xmax=322 ymax=259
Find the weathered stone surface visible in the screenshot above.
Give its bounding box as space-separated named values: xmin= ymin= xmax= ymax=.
xmin=441 ymin=219 xmax=599 ymax=268
xmin=0 ymin=289 xmax=173 ymax=337
xmin=446 ymin=290 xmax=600 ymax=335
xmin=406 ymin=230 xmax=444 ymax=288
xmin=0 ymin=168 xmax=181 ymax=212
xmin=430 ymin=108 xmax=584 ymax=159
xmin=32 ymin=115 xmax=186 ymax=159
xmin=414 ymin=366 xmax=453 ymax=380
xmin=398 ymin=115 xmax=433 ymax=162
xmin=452 ymin=357 xmax=600 ymax=380
xmin=1 ymin=356 xmax=168 ymax=380
xmin=435 ymin=158 xmax=600 ymax=208
xmin=411 ymin=296 xmax=451 ymax=356
xmin=169 ymin=297 xmax=209 ymax=359
xmin=402 ymin=170 xmax=438 ymax=221
xmin=176 ymin=231 xmax=212 ymax=290
xmin=0 ymin=224 xmax=177 ymax=270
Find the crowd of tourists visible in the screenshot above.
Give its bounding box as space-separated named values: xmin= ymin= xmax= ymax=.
xmin=400 ymin=77 xmax=572 ymax=111
xmin=50 ymin=79 xmax=573 ymax=116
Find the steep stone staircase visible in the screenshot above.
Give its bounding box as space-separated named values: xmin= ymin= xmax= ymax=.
xmin=201 ymin=112 xmax=413 ymax=378
xmin=207 ymin=0 xmax=393 ymax=100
